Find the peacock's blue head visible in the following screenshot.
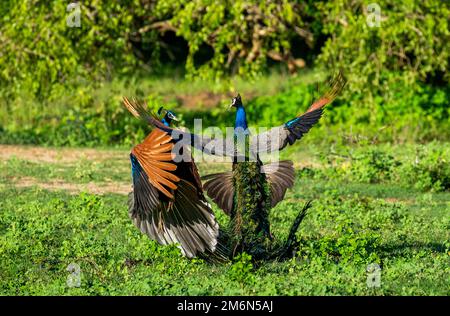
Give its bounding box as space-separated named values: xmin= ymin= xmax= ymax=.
xmin=229 ymin=93 xmax=243 ymax=110
xmin=158 ymin=106 xmax=179 ymax=126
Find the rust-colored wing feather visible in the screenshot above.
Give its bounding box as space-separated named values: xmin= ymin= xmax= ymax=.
xmin=125 ymin=102 xmax=222 ymax=258
xmin=129 ymin=155 xmax=220 ymax=258
xmin=132 ymin=128 xmax=180 ymax=199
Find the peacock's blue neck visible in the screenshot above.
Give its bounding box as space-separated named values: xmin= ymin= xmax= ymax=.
xmin=161 ymin=117 xmax=171 ymax=126
xmin=234 ymin=106 xmax=248 ymax=132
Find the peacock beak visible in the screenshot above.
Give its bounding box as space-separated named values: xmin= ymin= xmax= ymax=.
xmin=228 ymin=99 xmax=235 ymax=110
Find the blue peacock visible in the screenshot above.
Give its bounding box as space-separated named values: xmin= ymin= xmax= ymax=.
xmin=123 ymin=72 xmax=346 ymax=260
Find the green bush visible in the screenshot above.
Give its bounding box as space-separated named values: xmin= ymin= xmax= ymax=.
xmin=318 ymin=0 xmax=449 ymax=106
xmin=1 ymin=1 xmax=448 ymax=100
xmin=304 ymin=143 xmax=450 ymax=192
xmin=0 ymin=1 xmax=143 ymax=101
xmin=0 ymin=1 xmax=448 ymax=146
xmin=399 ymin=146 xmax=450 ymax=192
xmin=347 ymin=149 xmax=399 ymax=184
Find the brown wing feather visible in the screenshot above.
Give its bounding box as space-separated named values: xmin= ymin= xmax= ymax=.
xmin=203 ymin=172 xmax=235 ymax=215
xmin=262 ymin=160 xmax=295 ymax=208
xmin=174 ymin=145 xmax=204 ymax=196
xmin=129 ymin=175 xmax=220 ymax=258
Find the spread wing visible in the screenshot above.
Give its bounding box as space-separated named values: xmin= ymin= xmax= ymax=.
xmin=128 ymin=128 xmax=220 ymax=258
xmin=202 ymin=171 xmax=235 ymax=215
xmin=202 ymin=160 xmax=296 ymax=214
xmin=250 ymin=71 xmax=347 ymax=153
xmin=123 ymin=97 xmax=237 ymax=158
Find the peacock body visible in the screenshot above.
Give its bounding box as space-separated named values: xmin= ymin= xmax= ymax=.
xmin=203 ymin=97 xmax=296 ymax=258
xmin=231 ymin=160 xmax=272 ymax=256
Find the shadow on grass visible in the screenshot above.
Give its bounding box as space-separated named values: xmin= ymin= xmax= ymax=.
xmin=377 ymin=241 xmax=447 ymax=257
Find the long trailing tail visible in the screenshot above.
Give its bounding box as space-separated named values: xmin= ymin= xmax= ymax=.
xmin=272 ymin=200 xmax=312 ymax=260
xmin=198 ymin=229 xmax=232 ymax=263
xmin=285 ymin=200 xmax=311 ymax=249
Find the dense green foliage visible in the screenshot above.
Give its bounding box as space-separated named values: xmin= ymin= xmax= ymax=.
xmin=317 ymin=0 xmax=449 ymax=103
xmin=1 ymin=1 xmax=448 ymax=124
xmin=1 ymin=143 xmax=448 ymax=295
xmin=0 ymin=1 xmax=141 ymax=100
xmin=1 ymin=73 xmax=448 ymax=146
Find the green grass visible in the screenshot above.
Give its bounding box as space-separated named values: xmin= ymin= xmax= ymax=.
xmin=0 ymin=143 xmax=448 ymax=295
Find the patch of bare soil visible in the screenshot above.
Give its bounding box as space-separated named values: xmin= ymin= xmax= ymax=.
xmin=12 ymin=176 xmax=131 ymax=195
xmin=292 ymin=161 xmax=323 ymax=169
xmin=173 ymin=91 xmax=257 ymax=109
xmin=384 ymin=197 xmax=415 ymax=205
xmin=0 ymin=144 xmax=124 ymax=164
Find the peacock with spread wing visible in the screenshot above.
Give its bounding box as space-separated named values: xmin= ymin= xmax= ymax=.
xmin=124 ymin=104 xmax=221 ymax=259
xmin=123 ymin=71 xmax=346 ymax=260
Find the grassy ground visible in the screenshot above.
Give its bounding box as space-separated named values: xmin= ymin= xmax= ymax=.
xmin=1 ymin=143 xmax=448 ymax=295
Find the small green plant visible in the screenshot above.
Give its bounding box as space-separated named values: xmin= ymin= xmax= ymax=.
xmin=74 ymin=160 xmax=99 ymax=181
xmin=349 ymin=149 xmax=399 ymax=184
xmin=228 ymin=253 xmax=255 ymax=284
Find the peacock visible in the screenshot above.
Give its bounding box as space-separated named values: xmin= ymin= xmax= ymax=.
xmin=124 ymin=103 xmax=220 ymax=258
xmin=123 ymin=71 xmax=346 ymax=261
